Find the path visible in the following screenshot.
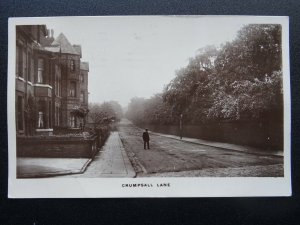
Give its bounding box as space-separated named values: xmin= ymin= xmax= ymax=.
xmin=17 ymin=158 xmax=91 ymax=178
xmin=60 ymin=131 xmax=135 ymax=178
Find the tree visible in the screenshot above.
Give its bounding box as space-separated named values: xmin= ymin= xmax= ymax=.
xmin=70 ymin=106 xmax=89 ymax=130
xmin=107 ymin=100 xmax=123 ymax=121
xmin=209 ymin=24 xmax=283 ymax=120
xmin=208 ymin=70 xmax=283 ymax=120
xmin=126 ymin=94 xmax=175 ymax=125
xmin=162 ymin=45 xmax=219 ymax=123
xmin=143 ymin=94 xmax=174 ymax=125
xmin=127 ymin=24 xmax=283 ymax=125
xmin=214 ymin=24 xmax=282 ymax=83
xmin=88 ymin=101 xmax=123 ymax=129
xmin=125 ymin=97 xmax=147 ymax=124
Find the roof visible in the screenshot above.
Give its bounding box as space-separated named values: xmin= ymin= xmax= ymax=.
xmin=40 ymin=25 xmax=48 ymax=36
xmin=51 ymin=33 xmax=79 ymax=55
xmin=40 ymin=37 xmax=54 ymax=47
xmin=33 ymin=44 xmax=55 ymax=54
xmin=44 ymin=46 xmax=61 ymax=53
xmin=80 ymin=62 xmax=89 ymax=71
xmin=73 ymin=45 xmax=82 ymax=57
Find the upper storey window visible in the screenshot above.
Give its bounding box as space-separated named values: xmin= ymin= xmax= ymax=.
xmin=37 ymin=58 xmax=44 ymax=83
xmin=16 ymin=45 xmax=26 ymax=78
xmin=16 ymin=45 xmax=20 ymax=77
xmin=70 ymin=59 xmax=75 ymax=71
xmin=80 ymin=91 xmax=84 ymax=103
xmin=29 ymin=54 xmax=34 ymax=82
xmin=55 ymin=65 xmax=61 ymax=97
xmin=69 ymin=81 xmax=76 ymax=97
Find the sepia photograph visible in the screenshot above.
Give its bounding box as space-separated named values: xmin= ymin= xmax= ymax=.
xmin=8 ymin=16 xmax=291 ymax=197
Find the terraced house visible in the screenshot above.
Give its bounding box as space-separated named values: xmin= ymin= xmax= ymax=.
xmin=15 ymin=25 xmax=89 ymax=136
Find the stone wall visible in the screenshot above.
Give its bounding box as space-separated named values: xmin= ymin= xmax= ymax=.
xmin=143 ymin=120 xmax=283 ymax=150
xmin=17 ymin=135 xmax=99 ymax=158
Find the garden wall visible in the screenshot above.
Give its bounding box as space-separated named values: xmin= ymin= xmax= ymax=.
xmin=143 ymin=120 xmax=283 ymax=150
xmin=17 ymin=135 xmax=98 ymax=158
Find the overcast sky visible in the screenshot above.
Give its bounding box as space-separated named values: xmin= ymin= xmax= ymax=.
xmin=44 ymin=16 xmax=245 ymax=107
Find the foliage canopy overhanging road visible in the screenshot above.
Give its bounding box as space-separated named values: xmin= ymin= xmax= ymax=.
xmin=126 ymin=24 xmax=283 ymax=125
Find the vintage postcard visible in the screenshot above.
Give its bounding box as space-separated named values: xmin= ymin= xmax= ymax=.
xmin=7 ymin=16 xmax=291 ymax=197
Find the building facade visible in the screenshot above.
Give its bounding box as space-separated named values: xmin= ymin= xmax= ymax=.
xmin=15 ymin=25 xmax=89 ymax=136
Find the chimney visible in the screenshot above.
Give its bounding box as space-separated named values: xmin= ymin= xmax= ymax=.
xmin=47 ymin=29 xmax=50 ymax=37
xmin=51 ymin=29 xmax=54 ymax=38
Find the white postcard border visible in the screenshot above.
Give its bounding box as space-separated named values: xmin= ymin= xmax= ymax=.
xmin=8 ymin=16 xmax=291 ymax=198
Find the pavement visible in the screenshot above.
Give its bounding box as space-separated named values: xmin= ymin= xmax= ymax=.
xmin=17 ymin=131 xmax=135 ymax=178
xmin=17 ymin=158 xmax=91 ymax=178
xmin=150 ymin=132 xmax=283 ymax=157
xmin=139 ymin=164 xmax=284 ymax=177
xmin=59 ymin=131 xmax=135 ymax=178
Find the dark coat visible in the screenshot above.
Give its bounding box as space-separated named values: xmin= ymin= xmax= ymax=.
xmin=143 ymin=131 xmax=150 ymax=141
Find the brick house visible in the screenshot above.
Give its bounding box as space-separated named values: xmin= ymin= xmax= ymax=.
xmin=80 ymin=62 xmax=89 ymax=109
xmin=15 ymin=25 xmax=89 ymax=136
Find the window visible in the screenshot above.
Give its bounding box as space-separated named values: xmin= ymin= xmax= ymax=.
xmin=80 ymin=74 xmax=84 ymax=83
xmin=27 ymin=55 xmax=31 ymax=81
xmin=69 ymin=115 xmax=76 ymax=128
xmin=55 ymin=65 xmax=61 ymax=97
xmin=16 ymin=45 xmax=25 ymax=78
xmin=55 ymin=106 xmax=60 ymax=126
xmin=16 ymin=45 xmax=20 ymax=77
xmin=80 ymin=91 xmax=84 ymax=103
xmin=37 ymin=100 xmax=46 ymax=128
xmin=17 ymin=96 xmax=24 ymax=130
xmin=70 ymin=60 xmax=75 ymax=71
xmin=55 ymin=75 xmax=58 ymax=96
xmin=49 ymin=101 xmax=52 ymax=128
xmin=59 ymin=107 xmax=62 ymax=126
xmin=22 ymin=49 xmax=26 ymax=78
xmin=29 ymin=55 xmax=34 ymax=82
xmin=38 ymin=112 xmax=44 ymax=128
xmin=69 ymin=81 xmax=76 ymax=97
xmin=37 ymin=58 xmax=44 ymax=83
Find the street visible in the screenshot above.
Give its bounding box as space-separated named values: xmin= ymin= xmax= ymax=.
xmin=118 ymin=119 xmax=283 ymax=177
xmin=58 ymin=118 xmax=283 ymax=178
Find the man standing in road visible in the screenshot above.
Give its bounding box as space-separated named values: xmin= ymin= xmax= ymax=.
xmin=143 ymin=129 xmax=150 ymax=150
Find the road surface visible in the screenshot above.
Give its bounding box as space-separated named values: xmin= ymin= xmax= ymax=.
xmin=118 ymin=119 xmax=283 ymax=177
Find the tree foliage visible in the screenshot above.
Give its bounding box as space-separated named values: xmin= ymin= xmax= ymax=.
xmin=126 ymin=95 xmax=174 ymax=125
xmin=88 ymin=101 xmax=123 ymax=128
xmin=126 ymin=24 xmax=283 ymax=125
xmin=215 ymin=24 xmax=281 ymax=83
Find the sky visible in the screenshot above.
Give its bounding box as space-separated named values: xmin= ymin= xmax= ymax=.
xmin=44 ymin=16 xmax=246 ymax=107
